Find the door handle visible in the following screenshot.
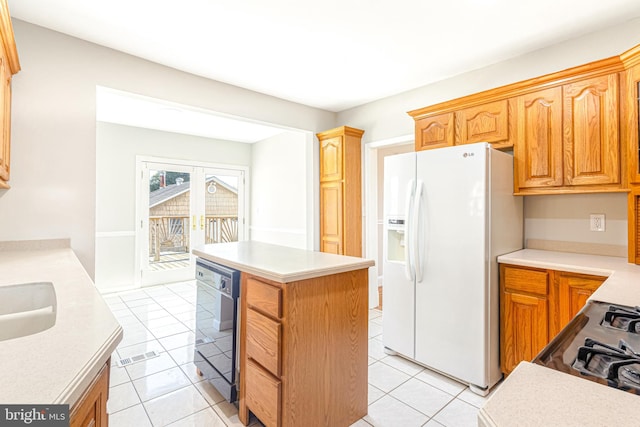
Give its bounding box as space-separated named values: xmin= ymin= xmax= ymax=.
xmin=200 ymin=215 xmax=205 ymax=230
xmin=192 ymin=215 xmax=196 ymax=230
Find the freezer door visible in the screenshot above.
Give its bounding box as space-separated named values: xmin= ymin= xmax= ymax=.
xmin=414 ymin=143 xmax=490 ymax=388
xmin=382 ymin=152 xmax=416 ymax=358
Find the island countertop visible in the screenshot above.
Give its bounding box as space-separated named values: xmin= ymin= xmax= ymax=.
xmin=193 ymin=241 xmax=375 ymax=283
xmin=0 ymin=242 xmax=122 ymax=406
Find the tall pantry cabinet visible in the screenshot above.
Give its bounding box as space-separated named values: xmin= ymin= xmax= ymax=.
xmin=0 ymin=0 xmax=20 ymax=189
xmin=317 ymin=126 xmax=364 ymax=257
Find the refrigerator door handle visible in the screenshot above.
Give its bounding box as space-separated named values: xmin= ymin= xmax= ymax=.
xmin=413 ymin=179 xmax=424 ymax=283
xmin=404 ymin=179 xmax=415 ymax=281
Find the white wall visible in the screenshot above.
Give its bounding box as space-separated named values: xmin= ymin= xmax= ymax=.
xmin=95 ymin=122 xmax=252 ymax=291
xmin=250 ymin=131 xmax=311 ymax=249
xmin=0 ymin=20 xmax=335 ymax=278
xmin=339 ymin=18 xmax=640 ymax=256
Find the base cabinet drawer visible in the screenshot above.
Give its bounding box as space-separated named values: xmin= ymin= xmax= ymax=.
xmin=246 ymin=308 xmax=281 ymax=376
xmin=246 ymin=360 xmax=281 ymax=427
xmin=246 ymin=278 xmax=282 ymax=319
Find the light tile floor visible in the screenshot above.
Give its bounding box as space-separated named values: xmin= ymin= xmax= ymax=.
xmin=105 ymin=281 xmax=497 ymax=427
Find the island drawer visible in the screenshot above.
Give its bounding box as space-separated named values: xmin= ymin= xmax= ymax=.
xmin=247 ymin=278 xmax=282 ymax=319
xmin=246 ymin=307 xmax=281 ymax=376
xmin=246 ymin=359 xmax=281 ymax=427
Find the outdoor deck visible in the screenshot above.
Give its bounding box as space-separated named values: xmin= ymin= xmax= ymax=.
xmin=149 ymin=252 xmax=190 ymax=271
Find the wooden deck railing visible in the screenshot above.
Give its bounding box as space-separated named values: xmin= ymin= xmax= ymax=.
xmin=149 ymin=215 xmax=238 ymax=261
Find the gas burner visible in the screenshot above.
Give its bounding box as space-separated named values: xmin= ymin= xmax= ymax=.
xmin=601 ymin=305 xmax=640 ymax=334
xmin=572 ymin=338 xmax=640 ymax=392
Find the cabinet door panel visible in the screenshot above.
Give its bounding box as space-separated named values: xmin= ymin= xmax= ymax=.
xmin=319 ymin=136 xmax=342 ymax=182
xmin=514 ymin=87 xmax=563 ymax=189
xmin=456 ymin=100 xmax=510 ymax=146
xmin=555 ymin=272 xmax=605 ymax=334
xmin=501 ymin=292 xmax=548 ymax=375
xmin=563 ymin=74 xmax=620 ymax=186
xmin=320 ymin=181 xmax=343 ymax=254
xmin=415 ymin=113 xmax=454 ymax=151
xmin=630 ymin=189 xmax=640 ymax=264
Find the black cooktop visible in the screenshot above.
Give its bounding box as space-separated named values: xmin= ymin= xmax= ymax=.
xmin=534 ymin=301 xmax=640 ymax=395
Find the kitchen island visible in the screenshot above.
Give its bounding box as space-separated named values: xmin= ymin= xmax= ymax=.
xmin=193 ymin=241 xmax=374 ymax=427
xmin=479 ymin=249 xmax=640 ymax=426
xmin=0 ymin=240 xmax=122 ymax=425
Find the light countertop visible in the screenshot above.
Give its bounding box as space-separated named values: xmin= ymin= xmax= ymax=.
xmin=479 ymin=249 xmax=640 ymax=426
xmin=0 ymin=244 xmax=122 ymax=406
xmin=479 ymin=362 xmax=640 ymax=426
xmin=193 ymin=241 xmax=375 ymax=283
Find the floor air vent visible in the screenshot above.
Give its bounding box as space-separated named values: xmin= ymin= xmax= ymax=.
xmin=116 ymin=350 xmax=160 ymax=367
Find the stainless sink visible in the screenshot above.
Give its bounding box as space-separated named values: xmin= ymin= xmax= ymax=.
xmin=0 ymin=282 xmax=57 ymax=341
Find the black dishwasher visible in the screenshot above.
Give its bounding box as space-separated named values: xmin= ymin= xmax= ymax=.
xmin=194 ymin=257 xmax=240 ymax=402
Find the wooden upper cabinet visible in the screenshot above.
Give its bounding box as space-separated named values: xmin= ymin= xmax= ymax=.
xmin=414 ymin=112 xmax=454 ymax=151
xmin=621 ymin=47 xmax=640 ymax=185
xmin=0 ymin=0 xmax=20 ymax=190
xmin=455 ymin=99 xmax=512 ymax=148
xmin=0 ymin=56 xmax=8 ymax=185
xmin=563 ymin=74 xmax=620 ymax=186
xmin=514 ymin=87 xmax=564 ymax=189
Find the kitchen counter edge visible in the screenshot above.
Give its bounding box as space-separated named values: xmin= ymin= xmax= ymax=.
xmin=0 ymin=245 xmax=123 ymax=406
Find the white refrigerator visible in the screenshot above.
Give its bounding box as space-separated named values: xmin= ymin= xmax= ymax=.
xmin=382 ymin=142 xmax=523 ymax=395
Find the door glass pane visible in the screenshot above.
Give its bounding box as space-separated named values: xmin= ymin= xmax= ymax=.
xmin=148 ymin=169 xmax=192 ymax=271
xmin=204 ymin=174 xmax=239 ymax=244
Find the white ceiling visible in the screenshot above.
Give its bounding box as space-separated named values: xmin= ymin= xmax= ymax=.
xmin=10 ymin=0 xmax=640 ymax=114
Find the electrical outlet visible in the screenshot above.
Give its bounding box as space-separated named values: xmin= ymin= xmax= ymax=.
xmin=590 ymin=214 xmax=605 ymax=232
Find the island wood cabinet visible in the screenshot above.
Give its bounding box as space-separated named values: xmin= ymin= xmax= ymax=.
xmin=500 ymin=264 xmax=606 ymax=375
xmin=238 ymin=270 xmax=369 ymax=427
xmin=317 ymin=126 xmax=364 ymax=257
xmin=70 ymin=360 xmax=110 ymax=427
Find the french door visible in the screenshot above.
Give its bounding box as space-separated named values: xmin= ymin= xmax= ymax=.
xmin=136 ymin=159 xmax=246 ymax=286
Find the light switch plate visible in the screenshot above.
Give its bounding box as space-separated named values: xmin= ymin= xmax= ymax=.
xmin=590 ymin=214 xmax=605 ymax=232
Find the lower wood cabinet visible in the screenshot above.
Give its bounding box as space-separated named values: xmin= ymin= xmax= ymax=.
xmin=70 ymin=360 xmax=110 ymax=427
xmin=239 ymin=270 xmax=368 ymax=427
xmin=500 ymin=264 xmax=605 ymax=375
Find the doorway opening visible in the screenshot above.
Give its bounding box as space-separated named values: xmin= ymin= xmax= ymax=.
xmin=363 ymin=135 xmax=414 ymax=309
